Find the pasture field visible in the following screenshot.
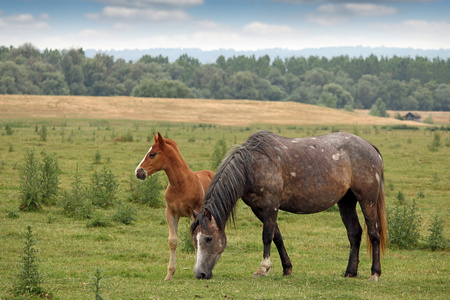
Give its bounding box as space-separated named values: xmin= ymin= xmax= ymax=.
xmin=0 ymin=98 xmax=449 ymax=299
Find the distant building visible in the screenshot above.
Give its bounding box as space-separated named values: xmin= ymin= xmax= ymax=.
xmin=404 ymin=112 xmax=421 ymax=122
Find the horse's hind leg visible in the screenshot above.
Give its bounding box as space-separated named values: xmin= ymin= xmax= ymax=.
xmin=360 ymin=200 xmax=383 ymax=282
xmin=338 ymin=190 xmax=362 ymax=278
xmin=165 ymin=208 xmax=179 ymax=281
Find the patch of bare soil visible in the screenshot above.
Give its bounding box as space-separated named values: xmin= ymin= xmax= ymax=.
xmin=0 ymin=95 xmax=438 ymax=126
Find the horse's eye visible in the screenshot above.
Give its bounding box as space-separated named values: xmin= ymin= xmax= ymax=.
xmin=205 ymin=237 xmax=212 ymax=243
xmin=149 ymin=152 xmax=157 ymax=159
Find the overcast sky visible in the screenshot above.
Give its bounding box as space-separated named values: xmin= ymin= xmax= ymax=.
xmin=1 ymin=0 xmax=449 ymax=51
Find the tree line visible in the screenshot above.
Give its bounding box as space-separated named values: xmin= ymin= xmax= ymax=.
xmin=1 ymin=43 xmax=449 ymax=111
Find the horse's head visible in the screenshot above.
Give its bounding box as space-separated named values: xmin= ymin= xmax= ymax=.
xmin=191 ymin=208 xmax=227 ymax=279
xmin=135 ymin=132 xmax=168 ymax=180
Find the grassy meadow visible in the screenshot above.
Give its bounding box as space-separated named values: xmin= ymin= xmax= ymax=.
xmin=0 ymin=115 xmax=449 ymax=299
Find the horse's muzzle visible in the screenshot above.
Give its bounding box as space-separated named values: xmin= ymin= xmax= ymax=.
xmin=195 ymin=271 xmax=213 ymax=280
xmin=135 ymin=168 xmax=147 ymax=180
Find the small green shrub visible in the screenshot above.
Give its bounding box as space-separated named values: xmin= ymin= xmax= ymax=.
xmin=19 ymin=148 xmax=41 ymax=211
xmin=211 ymin=138 xmax=227 ymax=171
xmin=13 ymin=226 xmax=46 ymax=297
xmin=127 ymin=175 xmax=164 ymax=208
xmin=426 ymin=214 xmax=449 ymax=251
xmin=18 ymin=148 xmax=60 ymax=210
xmin=113 ymin=202 xmax=138 ymax=225
xmin=87 ymin=212 xmax=111 ymax=228
xmin=388 ymin=198 xmax=422 ymax=249
xmin=39 ymin=124 xmax=47 ymax=141
xmin=39 ymin=150 xmax=60 ymax=205
xmin=90 ymin=166 xmax=118 ymax=208
xmin=93 ymin=150 xmax=102 ymax=164
xmin=428 ymin=132 xmax=441 ymax=152
xmin=396 ymin=190 xmax=406 ymax=205
xmin=88 ymin=268 xmax=106 ymax=300
xmin=61 ymin=164 xmax=93 ymax=219
xmin=179 ymin=219 xmax=195 ymax=253
xmin=5 ymin=123 xmax=13 ymax=135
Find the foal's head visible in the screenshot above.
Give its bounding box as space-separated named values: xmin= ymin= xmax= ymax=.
xmin=191 ymin=209 xmax=227 ymax=279
xmin=135 ymin=132 xmax=172 ymax=180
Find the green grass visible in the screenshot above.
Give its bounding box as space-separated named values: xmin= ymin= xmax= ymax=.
xmin=0 ymin=120 xmax=449 ymax=299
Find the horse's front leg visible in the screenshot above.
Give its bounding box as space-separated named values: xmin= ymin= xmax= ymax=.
xmin=165 ymin=208 xmax=179 ymax=281
xmin=252 ymin=208 xmax=278 ymax=278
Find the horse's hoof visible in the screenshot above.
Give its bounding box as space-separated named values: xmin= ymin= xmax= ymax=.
xmin=283 ymin=269 xmax=292 ymax=276
xmin=369 ymin=274 xmax=379 ymax=282
xmin=252 ymin=272 xmax=267 ymax=278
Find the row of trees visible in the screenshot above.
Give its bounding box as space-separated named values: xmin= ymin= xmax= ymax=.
xmin=1 ymin=43 xmax=449 ymax=111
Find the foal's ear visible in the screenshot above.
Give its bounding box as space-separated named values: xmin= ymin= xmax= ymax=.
xmin=157 ymin=132 xmax=166 ymax=148
xmin=153 ymin=132 xmax=158 ymax=143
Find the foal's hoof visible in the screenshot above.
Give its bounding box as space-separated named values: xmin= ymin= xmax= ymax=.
xmin=164 ymin=274 xmax=173 ymax=281
xmin=369 ymin=274 xmax=379 ymax=282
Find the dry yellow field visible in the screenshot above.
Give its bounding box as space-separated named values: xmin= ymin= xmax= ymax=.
xmin=1 ymin=94 xmax=447 ymax=126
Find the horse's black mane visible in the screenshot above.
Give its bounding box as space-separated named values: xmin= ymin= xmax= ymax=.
xmin=191 ymin=131 xmax=275 ymax=233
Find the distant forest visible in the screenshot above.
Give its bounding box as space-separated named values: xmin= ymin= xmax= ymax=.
xmin=1 ymin=43 xmax=449 ymax=112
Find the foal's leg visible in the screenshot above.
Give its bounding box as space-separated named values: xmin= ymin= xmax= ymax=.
xmin=338 ymin=191 xmax=362 ymax=278
xmin=165 ymin=208 xmax=179 ymax=281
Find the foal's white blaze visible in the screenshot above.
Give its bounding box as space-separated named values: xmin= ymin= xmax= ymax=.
xmin=135 ymin=146 xmax=152 ymax=174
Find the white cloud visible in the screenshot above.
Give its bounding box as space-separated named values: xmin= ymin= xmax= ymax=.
xmin=317 ymin=4 xmax=397 ymax=16
xmin=92 ymin=0 xmax=203 ymax=8
xmin=307 ymin=3 xmax=398 ymax=26
xmin=86 ymin=5 xmax=191 ymax=22
xmin=0 ymin=13 xmax=50 ymax=31
xmin=243 ymin=22 xmax=293 ymax=35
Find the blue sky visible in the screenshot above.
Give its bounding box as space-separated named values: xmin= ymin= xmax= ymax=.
xmin=0 ymin=0 xmax=449 ymax=51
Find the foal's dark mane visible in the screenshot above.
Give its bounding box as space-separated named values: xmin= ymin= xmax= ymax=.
xmin=191 ymin=131 xmax=275 ymax=233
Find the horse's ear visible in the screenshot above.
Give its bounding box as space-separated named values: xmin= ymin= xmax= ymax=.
xmin=204 ymin=208 xmax=212 ymax=221
xmin=189 ymin=207 xmax=199 ymax=220
xmin=157 ymin=132 xmax=166 ymax=148
xmin=153 ymin=133 xmax=157 ymax=143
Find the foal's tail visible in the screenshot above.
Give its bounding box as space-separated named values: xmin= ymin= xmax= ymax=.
xmin=367 ymin=147 xmax=388 ymax=257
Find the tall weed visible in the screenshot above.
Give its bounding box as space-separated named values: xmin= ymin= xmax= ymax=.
xmin=426 ymin=214 xmax=449 ymax=251
xmin=388 ymin=196 xmax=422 ymax=249
xmin=13 ymin=226 xmax=46 ymax=297
xmin=90 ymin=166 xmax=118 ymax=208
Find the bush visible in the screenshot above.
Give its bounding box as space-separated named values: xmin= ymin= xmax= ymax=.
xmin=90 ymin=166 xmax=118 ymax=208
xmin=19 ymin=148 xmax=60 ymax=211
xmin=426 ymin=214 xmax=449 ymax=251
xmin=179 ymin=219 xmax=195 ymax=253
xmin=61 ymin=164 xmax=93 ymax=219
xmin=428 ymin=132 xmax=441 ymax=152
xmin=39 ymin=150 xmax=60 ymax=205
xmin=211 ymin=138 xmax=227 ymax=170
xmin=127 ymin=175 xmax=164 ymax=208
xmin=388 ymin=197 xmax=422 ymax=249
xmin=113 ymin=202 xmax=138 ymax=225
xmin=87 ymin=212 xmax=111 ymax=228
xmin=13 ymin=226 xmax=46 ymax=296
